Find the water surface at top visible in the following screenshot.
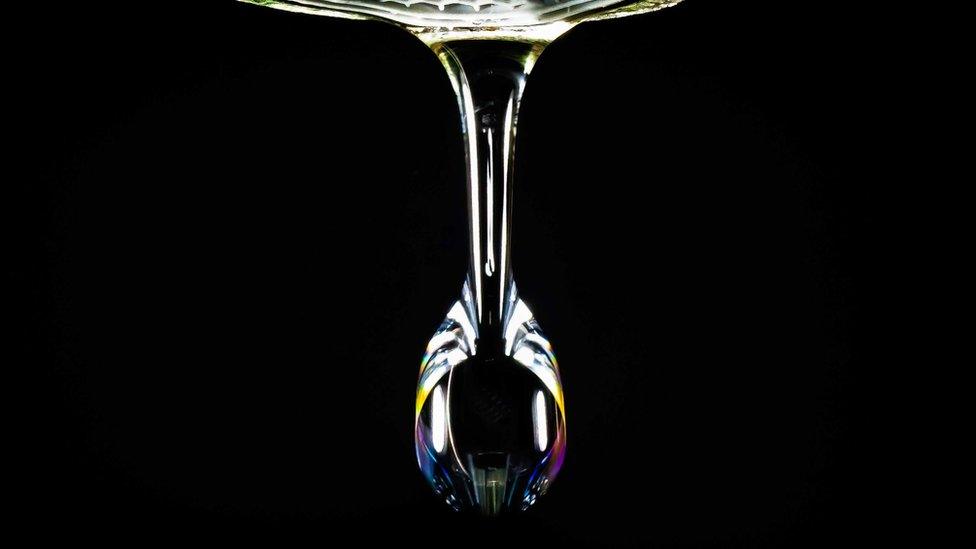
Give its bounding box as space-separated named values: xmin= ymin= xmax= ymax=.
xmin=242 ymin=0 xmax=681 ymax=38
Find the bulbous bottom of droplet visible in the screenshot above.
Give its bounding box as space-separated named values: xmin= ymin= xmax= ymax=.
xmin=418 ymin=355 xmax=562 ymax=515
xmin=415 ymin=289 xmax=565 ymax=515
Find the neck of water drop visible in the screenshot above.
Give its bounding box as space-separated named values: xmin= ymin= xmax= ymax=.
xmin=431 ymin=39 xmax=546 ymax=352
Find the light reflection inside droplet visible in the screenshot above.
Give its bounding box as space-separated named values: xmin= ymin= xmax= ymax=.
xmin=533 ymin=389 xmax=548 ymax=451
xmin=432 ymin=384 xmax=447 ymax=453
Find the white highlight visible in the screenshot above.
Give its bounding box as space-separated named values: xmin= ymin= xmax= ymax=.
xmin=432 ymin=385 xmax=447 ymax=453
xmin=532 ymin=390 xmax=548 ymax=452
xmin=425 ymin=331 xmax=458 ymax=357
xmin=512 ymin=346 xmax=536 ymax=372
xmin=447 ymin=301 xmax=477 ymax=352
xmin=500 ymin=92 xmax=514 ymax=316
xmin=513 ymin=346 xmax=561 ymax=410
xmin=485 ymin=129 xmax=495 ymax=278
xmin=522 ymin=333 xmax=552 ymax=353
xmin=445 ymin=347 xmax=468 ymax=367
xmin=504 ymin=299 xmax=532 ymax=355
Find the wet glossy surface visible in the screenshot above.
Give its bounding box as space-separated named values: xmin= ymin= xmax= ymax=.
xmin=240 ymin=0 xmax=680 ymax=34
xmin=415 ymin=285 xmax=565 ymax=515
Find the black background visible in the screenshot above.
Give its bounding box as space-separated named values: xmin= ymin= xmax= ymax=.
xmin=12 ymin=0 xmax=891 ymax=546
